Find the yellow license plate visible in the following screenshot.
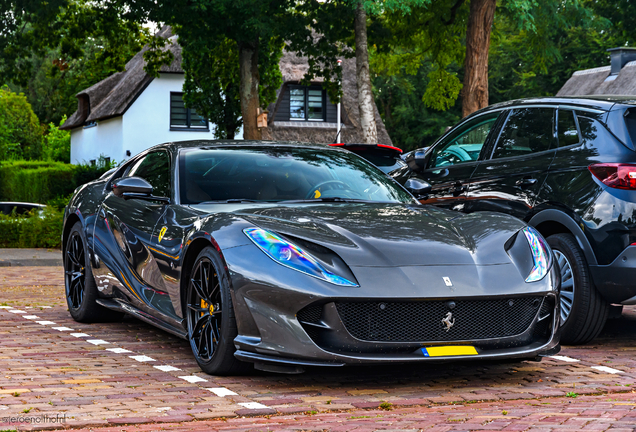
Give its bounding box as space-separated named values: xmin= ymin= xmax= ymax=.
xmin=421 ymin=346 xmax=478 ymax=357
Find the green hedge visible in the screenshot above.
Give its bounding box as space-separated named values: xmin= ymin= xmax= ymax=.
xmin=0 ymin=159 xmax=113 ymax=203
xmin=0 ymin=160 xmax=75 ymax=203
xmin=0 ymin=207 xmax=63 ymax=248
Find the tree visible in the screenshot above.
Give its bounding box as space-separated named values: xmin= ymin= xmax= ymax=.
xmin=355 ymin=2 xmax=377 ymax=143
xmin=1 ymin=1 xmax=147 ymax=125
xmin=0 ymin=87 xmax=44 ymax=160
xmin=130 ymin=0 xmax=300 ymax=140
xmin=463 ymin=0 xmax=496 ymax=117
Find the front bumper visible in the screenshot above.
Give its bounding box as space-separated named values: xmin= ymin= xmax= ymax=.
xmin=225 ymin=245 xmax=561 ymax=367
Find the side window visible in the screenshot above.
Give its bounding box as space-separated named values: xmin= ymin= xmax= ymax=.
xmin=127 ymin=151 xmax=171 ymax=198
xmin=429 ymin=114 xmax=499 ymax=169
xmin=492 ymin=108 xmax=555 ymax=159
xmin=558 ymin=109 xmax=580 ymax=147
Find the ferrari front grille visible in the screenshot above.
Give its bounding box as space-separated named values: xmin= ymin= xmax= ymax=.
xmin=335 ymin=297 xmax=544 ymax=342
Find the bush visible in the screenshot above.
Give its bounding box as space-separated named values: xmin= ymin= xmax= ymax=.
xmin=43 ymin=116 xmax=71 ymax=163
xmin=0 ymin=160 xmax=76 ymax=203
xmin=0 ymin=86 xmax=44 ymax=160
xmin=0 ymin=207 xmax=63 ymax=248
xmin=0 ymin=158 xmax=114 ymax=204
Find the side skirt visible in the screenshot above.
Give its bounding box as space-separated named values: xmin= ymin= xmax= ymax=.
xmin=96 ymin=298 xmax=188 ymax=339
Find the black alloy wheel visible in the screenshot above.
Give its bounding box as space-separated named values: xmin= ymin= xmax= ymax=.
xmin=65 ymin=231 xmax=86 ymax=310
xmin=186 ymin=247 xmax=247 ymax=375
xmin=65 ymin=221 xmax=116 ymax=322
xmin=187 ymin=257 xmax=222 ymax=362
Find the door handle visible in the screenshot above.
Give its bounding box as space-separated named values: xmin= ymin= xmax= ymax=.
xmin=516 ymin=177 xmax=538 ymax=187
xmin=451 ymin=181 xmax=467 ymax=196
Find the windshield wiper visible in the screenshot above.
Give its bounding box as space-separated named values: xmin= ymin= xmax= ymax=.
xmin=198 ymin=199 xmax=261 ymax=204
xmin=280 ymin=198 xmax=377 ymax=203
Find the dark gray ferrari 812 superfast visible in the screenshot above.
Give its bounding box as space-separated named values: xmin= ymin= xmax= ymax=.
xmin=63 ymin=141 xmax=560 ymax=375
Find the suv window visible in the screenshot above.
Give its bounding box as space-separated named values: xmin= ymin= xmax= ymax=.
xmin=429 ymin=113 xmax=499 ymax=169
xmin=126 ymin=151 xmax=171 ymax=198
xmin=558 ymin=109 xmax=580 ymax=147
xmin=492 ymin=108 xmax=555 ymax=159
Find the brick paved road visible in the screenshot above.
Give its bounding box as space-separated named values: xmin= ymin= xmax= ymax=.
xmin=0 ymin=267 xmax=634 ymax=431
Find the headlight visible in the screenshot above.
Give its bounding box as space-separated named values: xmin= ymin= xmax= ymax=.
xmin=522 ymin=226 xmax=552 ymax=282
xmin=243 ymin=227 xmax=358 ymax=287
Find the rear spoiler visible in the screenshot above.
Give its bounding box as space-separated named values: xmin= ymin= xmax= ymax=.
xmin=329 ymin=143 xmax=403 ymax=154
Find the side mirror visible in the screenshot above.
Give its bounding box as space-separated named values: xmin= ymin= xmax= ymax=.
xmin=405 ymin=178 xmax=432 ymax=199
xmin=112 ymin=177 xmax=153 ymax=198
xmin=406 ymin=147 xmax=430 ymax=171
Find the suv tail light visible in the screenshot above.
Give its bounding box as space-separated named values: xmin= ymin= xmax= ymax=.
xmin=589 ymin=163 xmax=636 ymax=190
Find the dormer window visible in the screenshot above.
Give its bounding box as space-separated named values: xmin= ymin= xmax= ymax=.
xmin=289 ymin=85 xmax=326 ymax=121
xmin=170 ymin=92 xmax=209 ymax=131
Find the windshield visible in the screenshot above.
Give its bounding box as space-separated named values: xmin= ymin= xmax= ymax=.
xmin=179 ymin=147 xmax=414 ymax=204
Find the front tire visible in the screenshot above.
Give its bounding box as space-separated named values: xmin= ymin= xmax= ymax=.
xmin=186 ymin=247 xmax=248 ymax=375
xmin=548 ymin=233 xmax=609 ymax=344
xmin=65 ymin=221 xmax=117 ymax=322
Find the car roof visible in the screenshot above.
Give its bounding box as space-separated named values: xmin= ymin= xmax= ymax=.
xmin=473 ymin=96 xmax=636 ymax=117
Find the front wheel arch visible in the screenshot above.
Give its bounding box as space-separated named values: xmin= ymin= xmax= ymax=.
xmin=529 ymin=209 xmax=597 ymax=266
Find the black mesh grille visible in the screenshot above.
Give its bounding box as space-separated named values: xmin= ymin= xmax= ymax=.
xmin=335 ymin=297 xmax=543 ymax=342
xmin=297 ymin=304 xmax=323 ymax=324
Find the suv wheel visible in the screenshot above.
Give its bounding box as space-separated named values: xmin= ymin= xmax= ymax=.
xmin=547 ymin=233 xmax=609 ymax=344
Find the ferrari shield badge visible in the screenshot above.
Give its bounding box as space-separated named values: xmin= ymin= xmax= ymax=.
xmin=158 ymin=226 xmax=167 ymax=243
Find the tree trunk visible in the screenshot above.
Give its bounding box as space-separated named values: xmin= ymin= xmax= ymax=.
xmin=238 ymin=42 xmax=261 ymax=140
xmin=462 ymin=0 xmax=496 ymax=118
xmin=354 ymin=1 xmax=377 ymax=144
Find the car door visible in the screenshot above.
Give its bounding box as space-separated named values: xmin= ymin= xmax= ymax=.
xmin=467 ymin=107 xmax=558 ymax=220
xmin=92 ymin=150 xmax=177 ymax=319
xmin=413 ymin=112 xmax=503 ymax=211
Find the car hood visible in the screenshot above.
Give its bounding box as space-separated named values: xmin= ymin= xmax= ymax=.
xmin=230 ymin=203 xmax=525 ymax=267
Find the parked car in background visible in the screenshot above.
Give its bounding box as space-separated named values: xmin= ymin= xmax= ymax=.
xmin=393 ymin=96 xmax=636 ymax=345
xmin=0 ymin=202 xmax=46 ymax=216
xmin=331 ymin=143 xmax=406 ymax=174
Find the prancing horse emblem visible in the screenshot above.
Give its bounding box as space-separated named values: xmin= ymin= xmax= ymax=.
xmin=442 ymin=312 xmax=455 ymax=332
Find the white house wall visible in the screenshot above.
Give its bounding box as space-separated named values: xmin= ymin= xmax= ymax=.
xmin=70 ymin=73 xmax=243 ymax=165
xmin=70 ymin=117 xmax=123 ymax=164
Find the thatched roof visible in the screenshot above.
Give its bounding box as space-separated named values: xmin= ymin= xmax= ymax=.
xmin=61 ymin=29 xmax=392 ymax=146
xmin=61 ymin=27 xmax=182 ymax=130
xmin=558 ymin=48 xmax=636 ymax=97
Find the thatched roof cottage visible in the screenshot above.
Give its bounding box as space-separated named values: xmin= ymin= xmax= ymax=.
xmin=62 ymin=27 xmax=391 ymax=164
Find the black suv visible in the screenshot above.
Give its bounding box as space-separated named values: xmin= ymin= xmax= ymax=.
xmin=393 ymin=97 xmax=636 ymax=344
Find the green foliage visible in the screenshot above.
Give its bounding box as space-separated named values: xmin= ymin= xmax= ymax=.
xmin=73 ymin=156 xmax=115 ymax=187
xmin=0 ymin=158 xmax=113 ymax=204
xmin=489 ymin=0 xmax=612 ymax=104
xmin=0 ymin=87 xmax=44 ymax=160
xmin=0 ymin=160 xmax=76 ymax=203
xmin=365 ymin=0 xmax=469 ymax=117
xmin=2 ymin=1 xmax=147 ymax=126
xmin=0 ymin=206 xmax=63 ymax=248
xmin=43 ymin=116 xmax=71 ymax=163
xmin=373 ymin=60 xmax=461 ymax=151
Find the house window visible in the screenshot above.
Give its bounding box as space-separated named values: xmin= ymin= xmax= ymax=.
xmin=170 ymin=93 xmax=209 ymax=131
xmin=289 ymin=85 xmax=325 ymax=121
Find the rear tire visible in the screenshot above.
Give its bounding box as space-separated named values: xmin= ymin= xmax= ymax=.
xmin=185 ymin=246 xmax=249 ymax=375
xmin=547 ymin=233 xmax=609 ymax=344
xmin=65 ymin=222 xmax=121 ymax=322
